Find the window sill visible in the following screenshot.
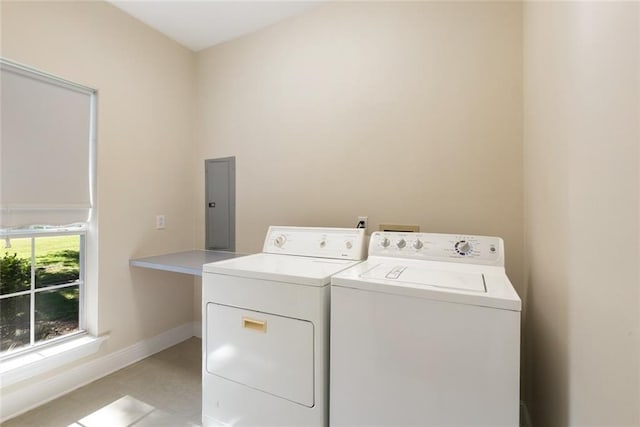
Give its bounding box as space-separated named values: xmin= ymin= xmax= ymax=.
xmin=0 ymin=334 xmax=107 ymax=388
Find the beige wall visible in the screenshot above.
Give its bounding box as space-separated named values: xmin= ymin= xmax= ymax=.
xmin=194 ymin=2 xmax=524 ymax=293
xmin=523 ymin=2 xmax=640 ymax=426
xmin=1 ymin=0 xmax=197 ymax=387
xmin=5 ymin=1 xmax=638 ymax=425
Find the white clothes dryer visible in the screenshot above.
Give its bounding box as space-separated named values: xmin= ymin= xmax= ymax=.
xmin=202 ymin=226 xmax=366 ymax=427
xmin=330 ymin=231 xmax=521 ymax=427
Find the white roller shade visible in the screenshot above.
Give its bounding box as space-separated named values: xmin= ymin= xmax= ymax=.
xmin=1 ymin=60 xmax=95 ymax=228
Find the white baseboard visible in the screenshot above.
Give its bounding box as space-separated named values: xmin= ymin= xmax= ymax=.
xmin=193 ymin=320 xmax=202 ymax=338
xmin=0 ymin=321 xmax=196 ymax=423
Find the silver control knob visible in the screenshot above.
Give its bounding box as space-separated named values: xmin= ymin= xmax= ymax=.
xmin=274 ymin=235 xmax=286 ymax=248
xmin=345 ymin=240 xmax=353 ymax=249
xmin=319 ymin=239 xmax=327 ymax=248
xmin=455 ymin=240 xmax=472 ymax=255
xmin=413 ymin=239 xmax=424 ymax=250
xmin=396 ymin=239 xmax=406 ymax=249
xmin=380 ymin=237 xmax=390 ymax=248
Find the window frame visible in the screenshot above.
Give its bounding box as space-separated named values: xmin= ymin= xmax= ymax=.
xmin=0 ymin=58 xmax=98 ymax=364
xmin=0 ymin=227 xmax=87 ymax=359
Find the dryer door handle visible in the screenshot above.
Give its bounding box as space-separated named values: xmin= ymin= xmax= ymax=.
xmin=243 ymin=317 xmax=267 ymax=333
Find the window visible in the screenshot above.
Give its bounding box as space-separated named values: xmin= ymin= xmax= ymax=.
xmin=0 ymin=58 xmax=96 ymax=357
xmin=1 ymin=228 xmax=85 ymax=353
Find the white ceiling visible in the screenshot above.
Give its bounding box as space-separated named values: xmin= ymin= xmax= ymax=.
xmin=108 ymin=1 xmax=320 ymax=52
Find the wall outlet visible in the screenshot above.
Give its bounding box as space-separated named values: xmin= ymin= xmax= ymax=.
xmin=156 ymin=214 xmax=166 ymax=230
xmin=356 ymin=216 xmax=368 ymax=230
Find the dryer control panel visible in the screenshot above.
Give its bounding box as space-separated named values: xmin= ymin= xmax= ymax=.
xmin=264 ymin=226 xmax=366 ymax=260
xmin=369 ymin=232 xmax=504 ymax=266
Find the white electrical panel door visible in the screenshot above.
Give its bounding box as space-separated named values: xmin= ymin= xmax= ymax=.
xmin=206 ymin=303 xmax=315 ymax=407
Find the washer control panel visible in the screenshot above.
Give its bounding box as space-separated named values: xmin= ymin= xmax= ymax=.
xmin=369 ymin=232 xmax=504 ymax=266
xmin=263 ymin=226 xmax=366 ymax=260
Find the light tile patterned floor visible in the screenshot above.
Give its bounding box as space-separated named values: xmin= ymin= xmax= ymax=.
xmin=3 ymin=338 xmax=202 ymax=427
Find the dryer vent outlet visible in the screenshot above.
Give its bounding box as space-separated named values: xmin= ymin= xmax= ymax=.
xmin=378 ymin=224 xmax=420 ymax=233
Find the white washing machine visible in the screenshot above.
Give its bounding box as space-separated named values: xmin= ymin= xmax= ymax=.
xmin=202 ymin=226 xmax=366 ymax=427
xmin=330 ymin=231 xmax=521 ymax=427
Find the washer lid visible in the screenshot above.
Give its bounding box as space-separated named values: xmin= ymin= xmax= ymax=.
xmin=361 ymin=263 xmax=486 ymax=293
xmin=332 ymin=258 xmax=521 ymax=311
xmin=203 ymin=253 xmax=361 ymax=287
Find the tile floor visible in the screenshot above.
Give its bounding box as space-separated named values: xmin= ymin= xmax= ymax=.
xmin=3 ymin=337 xmax=202 ymax=427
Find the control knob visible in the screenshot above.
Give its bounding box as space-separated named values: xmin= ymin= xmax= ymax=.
xmin=380 ymin=237 xmax=390 ymax=248
xmin=345 ymin=240 xmax=353 ymax=249
xmin=396 ymin=239 xmax=406 ymax=249
xmin=319 ymin=239 xmax=327 ymax=248
xmin=455 ymin=240 xmax=472 ymax=256
xmin=413 ymin=239 xmax=424 ymax=250
xmin=274 ymin=235 xmax=286 ymax=248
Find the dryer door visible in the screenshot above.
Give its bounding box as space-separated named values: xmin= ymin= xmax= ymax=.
xmin=206 ymin=303 xmax=314 ymax=407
